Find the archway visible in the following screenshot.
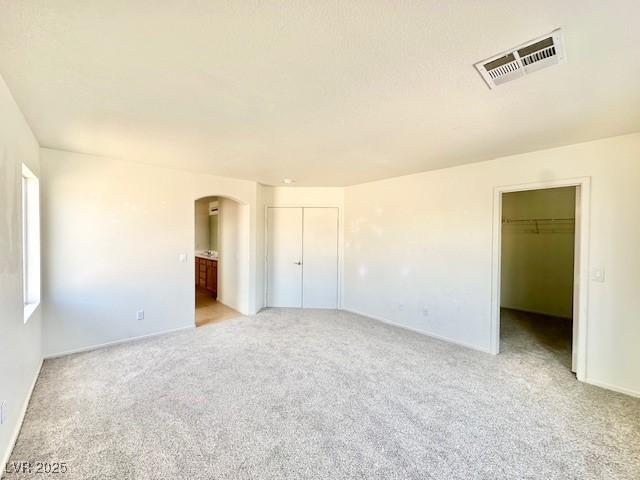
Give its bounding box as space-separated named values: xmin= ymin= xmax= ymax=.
xmin=194 ymin=195 xmax=250 ymax=326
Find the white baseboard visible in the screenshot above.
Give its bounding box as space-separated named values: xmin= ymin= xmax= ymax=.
xmin=341 ymin=308 xmax=492 ymax=354
xmin=1 ymin=358 xmax=43 ymax=476
xmin=342 ymin=308 xmax=639 ymax=399
xmin=585 ymin=378 xmax=640 ymax=399
xmin=44 ymin=325 xmax=195 ymax=360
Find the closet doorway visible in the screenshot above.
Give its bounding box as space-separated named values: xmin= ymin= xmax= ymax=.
xmin=491 ymin=178 xmax=591 ymax=380
xmin=266 ymin=207 xmax=339 ymax=308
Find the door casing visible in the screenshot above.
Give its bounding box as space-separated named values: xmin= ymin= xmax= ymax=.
xmin=491 ymin=177 xmax=591 ymax=381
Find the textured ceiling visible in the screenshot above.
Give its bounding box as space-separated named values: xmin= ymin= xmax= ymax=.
xmin=1 ymin=1 xmax=639 ymax=186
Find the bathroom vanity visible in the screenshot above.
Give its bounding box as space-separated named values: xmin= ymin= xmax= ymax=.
xmin=195 ymin=255 xmax=217 ymax=298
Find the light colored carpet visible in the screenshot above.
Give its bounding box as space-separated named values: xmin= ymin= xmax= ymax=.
xmin=5 ymin=309 xmax=640 ymax=479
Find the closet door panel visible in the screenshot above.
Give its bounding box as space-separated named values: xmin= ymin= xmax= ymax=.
xmin=302 ymin=208 xmax=338 ymax=308
xmin=267 ymin=207 xmax=303 ymax=307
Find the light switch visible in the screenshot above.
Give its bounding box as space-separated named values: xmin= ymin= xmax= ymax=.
xmin=179 ymin=253 xmax=187 ymax=262
xmin=591 ymin=268 xmax=605 ymax=283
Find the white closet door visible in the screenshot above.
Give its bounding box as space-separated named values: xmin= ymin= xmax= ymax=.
xmin=302 ymin=207 xmax=338 ymax=308
xmin=267 ymin=207 xmax=303 ymax=307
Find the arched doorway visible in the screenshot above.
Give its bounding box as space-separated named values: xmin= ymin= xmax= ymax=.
xmin=194 ymin=195 xmax=250 ymax=326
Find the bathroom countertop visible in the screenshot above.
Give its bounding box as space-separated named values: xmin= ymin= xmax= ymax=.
xmin=195 ymin=253 xmax=218 ymax=260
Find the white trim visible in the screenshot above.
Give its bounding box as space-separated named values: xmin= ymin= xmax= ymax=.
xmin=301 ymin=207 xmax=305 ymax=308
xmin=490 ymin=177 xmax=591 ymax=383
xmin=21 ymin=163 xmax=40 ymax=323
xmin=585 ymin=378 xmax=640 ymax=399
xmin=23 ymin=302 xmax=40 ymax=323
xmin=43 ymin=325 xmax=194 ymax=359
xmin=263 ymin=204 xmax=268 ymax=309
xmin=1 ymin=359 xmax=43 ymax=472
xmin=342 ymin=308 xmax=493 ymax=354
xmin=342 ymin=308 xmax=639 ymax=399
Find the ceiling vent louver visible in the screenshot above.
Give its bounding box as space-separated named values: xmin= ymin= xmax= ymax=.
xmin=474 ymin=29 xmax=565 ymax=89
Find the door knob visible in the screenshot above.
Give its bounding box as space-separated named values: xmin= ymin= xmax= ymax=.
xmin=294 ymin=261 xmax=302 ymax=265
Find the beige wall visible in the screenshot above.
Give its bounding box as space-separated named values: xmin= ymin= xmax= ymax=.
xmin=344 ymin=133 xmax=640 ymax=397
xmin=218 ymin=197 xmax=250 ymax=312
xmin=195 ymin=197 xmax=220 ymax=252
xmin=194 ymin=197 xmax=210 ymax=251
xmin=255 ymin=184 xmax=269 ymax=311
xmin=501 ymin=187 xmax=576 ymax=318
xmin=40 ymin=149 xmax=259 ymax=357
xmin=210 ymin=212 xmax=218 ymax=251
xmin=0 ymin=76 xmax=42 ymax=467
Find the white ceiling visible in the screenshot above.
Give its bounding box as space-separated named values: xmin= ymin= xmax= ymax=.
xmin=1 ymin=1 xmax=639 ymax=186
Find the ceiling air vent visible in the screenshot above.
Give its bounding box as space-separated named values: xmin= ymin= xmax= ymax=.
xmin=474 ymin=29 xmax=565 ymax=89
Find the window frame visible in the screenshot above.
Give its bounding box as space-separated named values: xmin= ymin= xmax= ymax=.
xmin=22 ymin=163 xmax=40 ymax=323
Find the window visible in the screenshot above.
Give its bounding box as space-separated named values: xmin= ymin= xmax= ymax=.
xmin=22 ymin=163 xmax=40 ymax=322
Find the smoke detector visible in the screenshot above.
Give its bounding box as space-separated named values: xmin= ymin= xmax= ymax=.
xmin=474 ymin=29 xmax=566 ymax=89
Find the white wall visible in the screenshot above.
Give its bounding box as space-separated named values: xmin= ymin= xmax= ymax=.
xmin=0 ymin=77 xmax=42 ymax=467
xmin=40 ymin=149 xmax=258 ymax=357
xmin=344 ymin=133 xmax=640 ymax=397
xmin=209 ymin=209 xmax=218 ymax=251
xmin=501 ymin=187 xmax=576 ymax=318
xmin=217 ymin=197 xmax=250 ymax=313
xmin=194 ymin=197 xmax=210 ymax=251
xmin=255 ymin=185 xmax=269 ymax=311
xmin=257 ymin=186 xmax=345 ymax=308
xmin=265 ymin=186 xmax=345 ymax=207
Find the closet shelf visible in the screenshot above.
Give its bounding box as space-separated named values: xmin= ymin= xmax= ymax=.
xmin=502 ymin=217 xmax=575 ymax=234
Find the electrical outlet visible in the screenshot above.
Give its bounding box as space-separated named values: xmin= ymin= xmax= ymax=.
xmin=178 ymin=253 xmax=187 ymax=262
xmin=422 ymin=307 xmax=429 ymax=316
xmin=398 ymin=303 xmax=405 ymax=311
xmin=136 ymin=310 xmax=144 ymax=321
xmin=0 ymin=401 xmax=6 ymax=425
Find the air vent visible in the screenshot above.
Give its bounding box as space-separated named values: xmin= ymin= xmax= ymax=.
xmin=474 ymin=29 xmax=565 ymax=89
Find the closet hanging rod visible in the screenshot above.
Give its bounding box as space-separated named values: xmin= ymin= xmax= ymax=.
xmin=502 ymin=217 xmax=575 ymax=224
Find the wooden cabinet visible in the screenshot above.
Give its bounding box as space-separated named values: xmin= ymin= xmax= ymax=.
xmin=195 ymin=257 xmax=217 ymax=299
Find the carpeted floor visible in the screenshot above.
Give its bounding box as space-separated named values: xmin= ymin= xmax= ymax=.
xmin=5 ymin=309 xmax=640 ymax=479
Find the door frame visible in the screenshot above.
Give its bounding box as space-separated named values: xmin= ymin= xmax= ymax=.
xmin=264 ymin=205 xmax=342 ymax=309
xmin=490 ymin=177 xmax=591 ymax=381
xmin=192 ymin=195 xmax=252 ymax=324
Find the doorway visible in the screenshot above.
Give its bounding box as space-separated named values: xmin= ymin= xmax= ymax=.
xmin=194 ymin=196 xmax=248 ymax=326
xmin=500 ymin=186 xmax=576 ymax=372
xmin=266 ymin=207 xmax=339 ymax=308
xmin=491 ymin=178 xmax=590 ymax=380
